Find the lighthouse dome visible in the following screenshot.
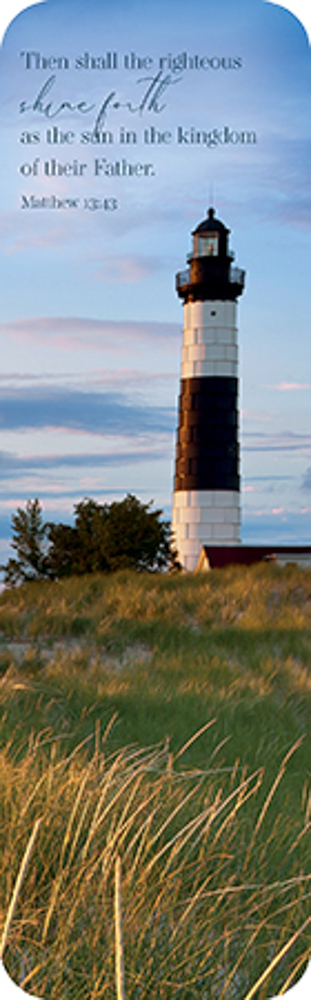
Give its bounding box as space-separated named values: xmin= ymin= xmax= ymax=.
xmin=192 ymin=207 xmax=230 ymax=237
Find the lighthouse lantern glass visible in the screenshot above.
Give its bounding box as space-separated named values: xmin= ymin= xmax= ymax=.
xmin=194 ymin=234 xmax=219 ymax=257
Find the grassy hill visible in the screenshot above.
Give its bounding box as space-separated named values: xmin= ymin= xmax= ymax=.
xmin=1 ymin=564 xmax=310 ymax=998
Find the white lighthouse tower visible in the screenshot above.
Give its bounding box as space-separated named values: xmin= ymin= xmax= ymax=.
xmin=172 ymin=207 xmax=245 ymax=571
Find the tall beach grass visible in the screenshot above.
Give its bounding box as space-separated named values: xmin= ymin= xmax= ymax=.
xmin=0 ymin=563 xmax=310 ymax=996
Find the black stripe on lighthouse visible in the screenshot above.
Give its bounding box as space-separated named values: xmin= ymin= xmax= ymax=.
xmin=174 ymin=376 xmax=239 ymax=492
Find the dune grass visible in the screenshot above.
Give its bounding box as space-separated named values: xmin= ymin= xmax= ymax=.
xmin=0 ymin=563 xmax=310 ymax=997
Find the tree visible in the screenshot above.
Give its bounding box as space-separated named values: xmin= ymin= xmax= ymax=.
xmin=2 ymin=499 xmax=51 ymax=586
xmin=95 ymin=494 xmax=172 ymax=572
xmin=3 ymin=494 xmax=179 ymax=586
xmin=72 ymin=499 xmax=108 ymax=573
xmin=46 ymin=522 xmax=81 ymax=580
xmin=48 ymin=495 xmax=175 ymax=577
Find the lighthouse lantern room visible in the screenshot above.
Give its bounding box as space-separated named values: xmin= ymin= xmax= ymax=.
xmin=172 ymin=207 xmax=245 ymax=571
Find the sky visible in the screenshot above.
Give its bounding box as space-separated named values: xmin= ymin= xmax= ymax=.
xmin=0 ymin=0 xmax=310 ymax=567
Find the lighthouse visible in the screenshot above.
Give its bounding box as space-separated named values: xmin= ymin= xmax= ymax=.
xmin=172 ymin=207 xmax=245 ymax=571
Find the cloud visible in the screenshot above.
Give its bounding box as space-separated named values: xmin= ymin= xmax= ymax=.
xmin=0 ymin=316 xmax=179 ymax=352
xmin=0 ymin=214 xmax=76 ymax=254
xmin=0 ymin=386 xmax=175 ymax=435
xmin=301 ymin=467 xmax=311 ymax=491
xmin=0 ymin=368 xmax=176 ymax=387
xmin=0 ymin=444 xmax=170 ymax=477
xmin=220 ymin=135 xmax=311 ymax=231
xmin=242 ymin=509 xmax=311 ymax=544
xmin=265 ymin=381 xmax=311 ymax=392
xmin=0 ymin=439 xmax=175 ymax=536
xmin=92 ymin=255 xmax=164 ymax=283
xmin=261 ymin=138 xmax=311 ymax=229
xmin=245 ymin=474 xmax=294 ymax=482
xmin=243 ymin=430 xmax=311 ymax=452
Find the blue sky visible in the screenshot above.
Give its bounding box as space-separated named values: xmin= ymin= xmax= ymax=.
xmin=0 ymin=0 xmax=310 ymax=562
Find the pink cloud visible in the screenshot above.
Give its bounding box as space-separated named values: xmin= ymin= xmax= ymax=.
xmin=267 ymin=381 xmax=311 ymax=391
xmin=0 ymin=316 xmax=179 ymax=353
xmin=93 ymin=255 xmax=163 ymax=284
